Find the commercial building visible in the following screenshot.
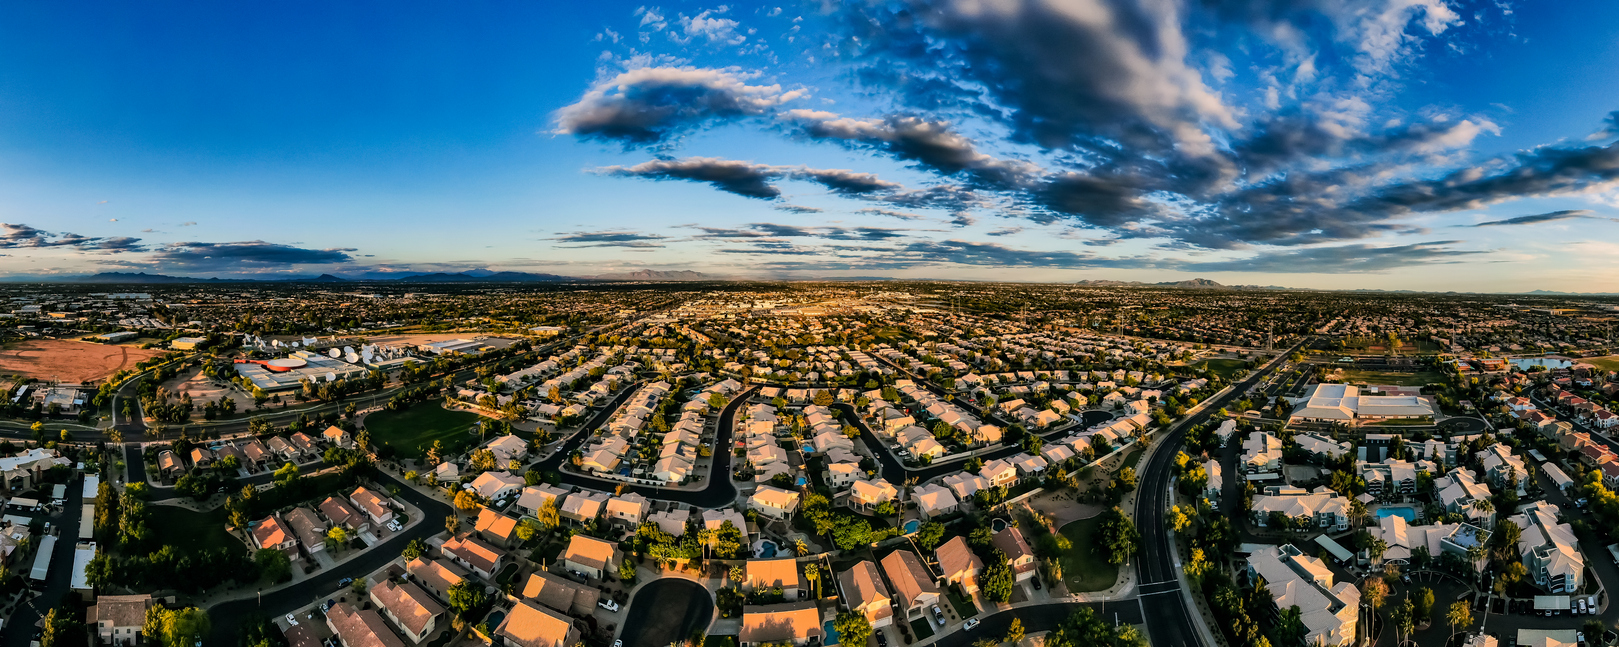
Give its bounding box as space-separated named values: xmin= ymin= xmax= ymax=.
xmin=1289 ymin=384 xmax=1435 ymax=424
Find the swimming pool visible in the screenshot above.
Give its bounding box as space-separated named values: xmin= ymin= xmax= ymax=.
xmin=991 ymin=517 xmax=1009 ymax=532
xmin=1374 ymin=506 xmax=1417 ymax=522
xmin=823 ymin=620 xmax=841 ymax=645
xmin=757 ymin=540 xmax=779 ymax=558
xmin=903 ymin=519 xmax=920 ymax=533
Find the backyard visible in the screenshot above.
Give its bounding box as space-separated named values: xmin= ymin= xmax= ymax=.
xmin=364 ymin=399 xmax=481 ymax=460
xmin=1057 ymin=516 xmax=1118 ymax=593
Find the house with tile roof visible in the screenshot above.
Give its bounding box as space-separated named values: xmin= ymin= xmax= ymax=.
xmin=349 ymin=487 xmax=395 ymax=526
xmin=739 ymin=601 xmax=823 ymax=647
xmin=743 ymin=557 xmax=800 ymax=597
xmin=90 ymin=594 xmax=153 ymax=646
xmin=253 ymin=514 xmax=297 ymax=555
xmin=320 ymin=496 xmax=370 ymax=532
xmin=935 ymin=536 xmax=982 ymax=593
xmin=497 ymin=599 xmax=580 ymax=647
xmin=442 ymin=533 xmax=508 ymax=580
xmin=369 ymin=579 xmax=444 ymax=644
xmin=283 ymin=507 xmax=329 ymax=555
xmin=1245 ymin=544 xmax=1359 ymax=647
xmin=880 ymin=550 xmax=941 ymax=622
xmin=520 ymin=571 xmax=600 ymax=617
xmin=992 ymin=526 xmax=1037 ymax=582
xmin=561 ymin=535 xmax=619 ymax=580
xmin=473 ymin=508 xmax=521 ymax=548
xmin=559 ymin=490 xmax=608 ymax=526
xmin=325 ymin=602 xmax=405 ymax=647
xmin=406 ymin=557 xmax=467 ymax=600
xmin=837 ymin=560 xmax=893 ymax=629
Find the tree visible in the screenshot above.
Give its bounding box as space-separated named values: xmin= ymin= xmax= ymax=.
xmin=40 ymin=608 xmax=79 ymax=647
xmin=1391 ymin=598 xmax=1415 ymax=647
xmin=514 ymin=518 xmax=541 ymax=542
xmin=1413 ymin=587 xmax=1436 ymax=623
xmin=402 ymin=538 xmax=427 ymax=561
xmin=256 ymin=548 xmax=292 ymax=583
xmin=1446 ymin=600 xmax=1473 ymax=637
xmin=326 ymin=526 xmax=349 ymax=551
xmin=804 ymin=563 xmax=822 ymax=598
xmin=534 ymin=499 xmax=560 ymax=529
xmin=1004 ymin=618 xmax=1026 ymax=644
xmin=448 ymin=580 xmax=488 ymax=620
xmin=445 ymin=514 xmax=460 ymax=535
xmin=619 ymin=557 xmax=637 ymax=583
xmin=915 ymin=521 xmax=947 ymax=551
xmin=981 ymin=552 xmax=1015 ymax=603
xmin=454 ymin=489 xmax=480 ymax=511
xmin=1361 ymin=577 xmax=1388 ymax=614
xmin=1275 ymin=606 xmax=1306 ymax=647
xmin=833 ymin=611 xmax=872 ymax=647
xmin=1168 ymin=504 xmax=1193 ymax=532
xmin=1095 ymin=507 xmax=1139 ymax=566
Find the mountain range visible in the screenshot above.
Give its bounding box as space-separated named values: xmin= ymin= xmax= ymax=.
xmin=45 ymin=269 xmax=716 ymax=284
xmin=1073 ymin=278 xmax=1294 ymax=290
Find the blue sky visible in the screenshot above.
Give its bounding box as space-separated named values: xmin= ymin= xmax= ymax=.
xmin=3 ymin=0 xmax=1619 ymax=291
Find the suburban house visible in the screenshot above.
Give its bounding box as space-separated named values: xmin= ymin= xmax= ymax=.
xmin=880 ymin=550 xmax=941 ymax=622
xmin=739 ymin=601 xmax=823 ymax=647
xmin=473 ymin=508 xmax=522 ymax=548
xmin=322 ymin=426 xmax=353 ymax=449
xmin=405 ymin=557 xmax=468 ymax=600
xmin=560 ymin=490 xmax=609 ymax=525
xmin=498 ymin=599 xmax=580 ymax=647
xmin=837 ymin=561 xmax=894 ymax=629
xmin=520 ymin=571 xmax=600 ymax=617
xmin=349 ymin=487 xmax=395 ymax=526
xmin=369 ymin=579 xmax=444 ymax=644
xmin=252 ymin=515 xmax=298 ymax=556
xmin=470 ymin=472 xmax=525 ymax=501
xmin=320 ymin=497 xmax=370 ymax=532
xmin=89 ymin=594 xmax=154 ymax=646
xmin=743 ymin=557 xmax=801 ymax=597
xmin=561 ymin=534 xmax=619 ymax=580
xmin=604 ymin=493 xmax=650 ymax=526
xmin=992 ymin=527 xmax=1037 ymax=582
xmin=283 ymin=507 xmax=329 ymax=556
xmin=980 ymin=459 xmax=1017 ymax=487
xmin=935 ymin=536 xmax=983 ymax=593
xmin=1245 ymin=545 xmax=1359 ymax=647
xmin=748 ymin=485 xmax=801 ymax=520
xmin=487 ymin=435 xmax=529 ymax=465
xmin=849 ymin=479 xmax=899 ymax=512
xmin=325 ymin=602 xmax=405 ymax=647
xmin=441 ymin=533 xmax=508 ymax=580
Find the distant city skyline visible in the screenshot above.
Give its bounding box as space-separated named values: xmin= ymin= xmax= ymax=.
xmin=3 ymin=0 xmax=1619 ymax=291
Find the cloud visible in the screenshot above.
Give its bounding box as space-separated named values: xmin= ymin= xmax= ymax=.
xmin=986 ymin=226 xmax=1024 ymax=236
xmin=0 ymin=223 xmax=144 ymax=252
xmin=1179 ymin=240 xmax=1488 ymax=273
xmin=781 ymin=110 xmax=1039 ymax=188
xmin=855 ymin=208 xmax=923 ymax=221
xmin=552 ymin=66 xmax=803 ymax=146
xmin=1467 ymin=209 xmax=1619 ymax=227
xmin=775 ymin=204 xmax=823 ymax=213
xmin=1592 ymin=110 xmax=1619 ymax=140
xmin=676 ymin=10 xmax=745 ymax=45
xmin=547 ymin=230 xmax=670 ymax=248
xmin=148 ymin=241 xmax=355 ymax=269
xmin=597 ymin=157 xmax=782 ymax=198
xmin=594 ymin=157 xmax=901 ymax=200
xmin=179 ymin=221 xmax=198 ymax=227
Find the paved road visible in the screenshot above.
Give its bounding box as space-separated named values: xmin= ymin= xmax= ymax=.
xmin=929 ymin=601 xmax=1145 ymax=647
xmin=0 ymin=475 xmax=85 ymax=647
xmin=203 ymin=468 xmax=454 ymax=645
xmin=833 ymin=404 xmax=1112 ymax=484
xmin=617 ymin=578 xmax=714 ymax=647
xmin=533 ymin=385 xmax=756 ymax=508
xmin=1135 ymin=341 xmax=1304 ymax=647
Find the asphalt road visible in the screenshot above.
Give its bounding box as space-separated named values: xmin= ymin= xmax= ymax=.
xmin=533 ymin=385 xmax=756 ymax=508
xmin=928 ymin=601 xmax=1145 ymax=647
xmin=0 ymin=476 xmax=85 ymax=647
xmin=832 ymin=403 xmax=1112 ymax=484
xmin=617 ymin=577 xmax=714 ymax=647
xmin=1134 ymin=341 xmax=1305 ymax=647
xmin=203 ymin=468 xmax=454 ymax=645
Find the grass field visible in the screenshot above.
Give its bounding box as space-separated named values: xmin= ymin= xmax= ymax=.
xmin=365 ymin=400 xmax=481 ymax=460
xmin=1332 ymin=368 xmax=1448 ymax=387
xmin=1189 ymin=358 xmax=1248 ymax=379
xmin=147 ymin=505 xmax=245 ymax=557
xmin=1058 ymin=516 xmax=1119 ymax=593
xmin=1587 ymin=356 xmax=1619 ymax=372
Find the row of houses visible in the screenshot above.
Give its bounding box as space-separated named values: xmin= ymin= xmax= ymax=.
xmin=252 ymin=486 xmax=397 ymax=560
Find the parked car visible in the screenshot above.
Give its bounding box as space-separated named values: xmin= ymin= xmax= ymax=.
xmin=599 ymin=599 xmax=621 ymax=612
xmin=338 ymin=577 xmax=353 ymax=587
xmin=286 ymin=614 xmax=298 ymax=626
xmin=932 ymin=605 xmax=946 ymax=626
xmin=964 ymin=619 xmax=980 ymax=631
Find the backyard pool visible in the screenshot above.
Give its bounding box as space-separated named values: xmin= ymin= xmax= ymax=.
xmin=824 ymin=620 xmax=841 ymax=645
xmin=991 ymin=517 xmax=1009 ymax=532
xmin=903 ymin=519 xmax=920 ymax=534
xmin=756 ymin=539 xmax=779 ymax=558
xmin=1374 ymin=506 xmax=1418 ymax=522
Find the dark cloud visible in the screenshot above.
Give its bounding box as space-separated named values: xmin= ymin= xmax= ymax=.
xmin=548 ymin=230 xmax=670 ymax=248
xmin=782 ymin=111 xmax=1038 ymax=189
xmin=793 ymin=168 xmax=901 ymax=195
xmin=552 ymin=66 xmax=803 ymax=146
xmin=775 ymin=204 xmax=824 ymax=214
xmin=896 ymin=239 xmax=1158 ymax=269
xmin=1236 ymin=115 xmax=1497 ymax=179
xmin=149 ymin=241 xmax=356 ymax=269
xmin=1468 ymin=209 xmax=1615 ymax=227
xmin=1179 ymin=241 xmax=1488 ymax=273
xmin=985 ymin=226 xmax=1024 ymax=236
xmin=0 ymin=223 xmax=144 ymax=252
xmin=597 ymin=158 xmax=782 ymax=199
xmin=1594 ymin=110 xmax=1619 ymax=140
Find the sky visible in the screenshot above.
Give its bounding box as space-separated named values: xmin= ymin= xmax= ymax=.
xmin=3 ymin=0 xmax=1619 ymax=291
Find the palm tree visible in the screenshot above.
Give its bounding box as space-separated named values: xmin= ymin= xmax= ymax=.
xmin=803 ymin=564 xmax=821 ymax=599
xmin=1447 ymin=600 xmax=1473 ymax=638
xmin=1471 ymin=498 xmax=1494 ymax=518
xmin=793 ymin=537 xmax=809 ymax=557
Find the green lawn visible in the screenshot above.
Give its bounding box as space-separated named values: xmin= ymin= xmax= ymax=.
xmin=1058 ymin=516 xmax=1119 ymax=593
xmin=909 ymin=618 xmax=935 ymax=640
xmin=147 ymin=504 xmax=245 ymax=558
xmin=1332 ymin=368 xmax=1448 ymax=387
xmin=1189 ymin=358 xmax=1249 ymax=379
xmin=946 ymin=584 xmax=978 ymax=619
xmin=1120 ymin=449 xmax=1144 ymax=472
xmin=1586 ymin=356 xmax=1619 ymax=373
xmin=364 ymin=400 xmax=482 ymax=460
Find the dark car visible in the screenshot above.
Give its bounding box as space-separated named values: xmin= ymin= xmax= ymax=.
xmin=876 ymin=631 xmax=888 ymax=647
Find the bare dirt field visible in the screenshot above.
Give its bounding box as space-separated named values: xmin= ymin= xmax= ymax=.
xmin=161 ymin=367 xmax=255 ymax=410
xmin=0 ymin=339 xmax=165 ymax=384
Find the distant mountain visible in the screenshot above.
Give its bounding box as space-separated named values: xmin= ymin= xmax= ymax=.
xmin=590 ymin=269 xmax=714 ymax=281
xmin=1073 ymin=278 xmax=1298 ymax=290
xmin=69 ymin=272 xmax=342 ymax=284
xmin=1523 ymin=289 xmax=1619 ymax=296
xmin=391 ymin=271 xmax=574 ymax=282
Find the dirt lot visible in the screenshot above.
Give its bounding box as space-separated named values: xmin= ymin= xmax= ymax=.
xmin=0 ymin=339 xmax=164 ymax=383
xmin=161 ymin=367 xmax=255 ymax=409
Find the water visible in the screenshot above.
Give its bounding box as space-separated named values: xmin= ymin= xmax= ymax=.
xmin=1510 ymin=358 xmax=1574 ymax=370
xmin=758 ymin=540 xmax=778 ymax=558
xmin=903 ymin=519 xmax=920 ymax=533
xmin=1374 ymin=506 xmax=1417 ymax=522
xmin=991 ymin=518 xmax=1008 ymax=532
xmin=824 ymin=620 xmax=841 ymax=646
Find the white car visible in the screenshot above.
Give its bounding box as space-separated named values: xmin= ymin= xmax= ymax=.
xmin=286 ymin=614 xmax=298 ymax=626
xmin=598 ymin=599 xmax=621 ymax=612
xmin=963 ymin=619 xmax=980 ymax=631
